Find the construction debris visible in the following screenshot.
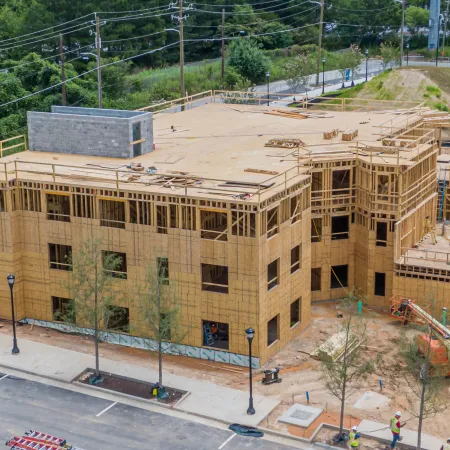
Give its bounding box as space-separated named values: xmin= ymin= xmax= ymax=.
xmin=310 ymin=331 xmax=364 ymax=362
xmin=265 ymin=138 xmax=305 ymax=149
xmin=244 ymin=168 xmax=279 ymax=175
xmin=264 ymin=109 xmax=309 ymax=120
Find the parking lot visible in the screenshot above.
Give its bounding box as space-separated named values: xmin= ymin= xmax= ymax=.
xmin=0 ymin=373 xmax=307 ymax=450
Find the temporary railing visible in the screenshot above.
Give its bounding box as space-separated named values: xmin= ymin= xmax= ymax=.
xmin=0 ymin=135 xmax=27 ymax=157
xmin=0 ymin=158 xmax=308 ymax=206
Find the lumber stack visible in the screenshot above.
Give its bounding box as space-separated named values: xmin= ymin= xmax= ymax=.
xmin=323 ymin=129 xmax=338 ymax=140
xmin=265 ymin=138 xmax=305 ymax=149
xmin=342 ymin=129 xmax=358 ymax=141
xmin=310 ymin=331 xmax=363 ymax=362
xmin=264 ymin=109 xmax=309 ymax=120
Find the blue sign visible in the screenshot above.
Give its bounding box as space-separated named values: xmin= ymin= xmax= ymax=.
xmin=345 ymin=68 xmax=351 ymax=81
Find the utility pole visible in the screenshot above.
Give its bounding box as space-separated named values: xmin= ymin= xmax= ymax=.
xmin=59 ymin=34 xmax=66 ymax=106
xmin=221 ymin=9 xmax=225 ymax=81
xmin=95 ymin=14 xmax=103 ymax=109
xmin=400 ymin=0 xmax=405 ymax=67
xmin=315 ymin=0 xmax=325 ymax=85
xmin=179 ymin=0 xmax=185 ymax=99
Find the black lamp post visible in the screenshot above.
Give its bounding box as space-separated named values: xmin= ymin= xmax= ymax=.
xmin=365 ymin=49 xmax=369 ymax=82
xmin=406 ymin=43 xmax=410 ymax=66
xmin=321 ymin=57 xmax=326 ymax=94
xmin=7 ymin=274 xmax=19 ymax=355
xmin=245 ymin=327 xmax=255 ymax=415
xmin=266 ymin=71 xmax=270 ymax=106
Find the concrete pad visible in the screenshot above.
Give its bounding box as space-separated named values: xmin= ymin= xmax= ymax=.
xmin=358 ymin=420 xmax=444 ymax=450
xmin=353 ymin=391 xmax=390 ymax=410
xmin=278 ymin=404 xmax=323 ymax=428
xmin=0 ymin=334 xmax=280 ymax=427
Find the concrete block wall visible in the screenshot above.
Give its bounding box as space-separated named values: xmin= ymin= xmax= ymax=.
xmin=27 ymin=107 xmax=153 ymax=159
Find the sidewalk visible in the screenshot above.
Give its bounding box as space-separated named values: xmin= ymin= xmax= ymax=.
xmin=358 ymin=420 xmax=443 ymax=450
xmin=0 ymin=334 xmax=279 ymax=427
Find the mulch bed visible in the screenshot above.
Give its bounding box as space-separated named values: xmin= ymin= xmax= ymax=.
xmin=313 ymin=427 xmax=387 ymax=450
xmin=76 ymin=369 xmax=187 ymax=405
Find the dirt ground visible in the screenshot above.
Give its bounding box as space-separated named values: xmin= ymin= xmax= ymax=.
xmin=1 ymin=302 xmax=449 ymax=441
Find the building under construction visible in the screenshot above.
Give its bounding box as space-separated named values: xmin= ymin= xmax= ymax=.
xmin=0 ymin=94 xmax=449 ymax=367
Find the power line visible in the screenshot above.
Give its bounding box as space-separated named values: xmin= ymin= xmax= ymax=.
xmin=0 ymin=23 xmax=94 ymax=53
xmin=0 ymin=46 xmax=92 ymax=73
xmin=193 ymin=0 xmax=316 ymax=15
xmin=103 ymin=29 xmax=179 ymax=44
xmin=0 ymin=13 xmax=94 ymax=45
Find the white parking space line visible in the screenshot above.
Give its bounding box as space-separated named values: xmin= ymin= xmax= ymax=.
xmin=0 ymin=375 xmax=8 ymax=381
xmin=218 ymin=433 xmax=236 ymax=449
xmin=96 ymin=401 xmax=117 ymax=417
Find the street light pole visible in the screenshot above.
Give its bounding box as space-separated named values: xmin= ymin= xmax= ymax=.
xmin=266 ymin=71 xmax=270 ymax=106
xmin=81 ymin=52 xmax=102 ymax=108
xmin=406 ymin=43 xmax=409 ymax=66
xmin=95 ymin=14 xmax=102 ymax=109
xmin=7 ymin=274 xmax=19 ymax=355
xmin=315 ymin=0 xmax=325 ymax=85
xmin=245 ymin=328 xmax=255 ymax=415
xmin=365 ymin=49 xmax=369 ymax=82
xmin=322 ymin=58 xmax=326 ymax=94
xmin=400 ymin=0 xmax=405 ymax=66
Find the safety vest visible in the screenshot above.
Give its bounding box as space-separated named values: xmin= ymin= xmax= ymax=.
xmin=349 ymin=431 xmax=359 ymax=447
xmin=391 ymin=417 xmax=400 ymax=434
xmin=443 ymin=443 xmax=450 ymax=450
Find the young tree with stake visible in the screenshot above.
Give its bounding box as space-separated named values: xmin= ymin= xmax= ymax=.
xmin=399 ymin=308 xmax=448 ymax=450
xmin=62 ymin=238 xmax=126 ymax=383
xmin=321 ymin=293 xmax=377 ymax=443
xmin=284 ymin=54 xmax=314 ymax=97
xmin=135 ymin=258 xmax=186 ymax=397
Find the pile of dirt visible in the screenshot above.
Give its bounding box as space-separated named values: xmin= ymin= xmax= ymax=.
xmin=344 ymin=67 xmax=450 ymax=110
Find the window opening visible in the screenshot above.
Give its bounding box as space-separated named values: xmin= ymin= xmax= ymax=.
xmin=46 ymin=193 xmax=70 ymax=222
xmin=267 ymin=259 xmax=280 ymax=290
xmin=331 ymin=265 xmax=348 ymax=289
xmin=331 ymin=215 xmax=349 ymax=240
xmin=202 ymin=320 xmax=229 ymax=350
xmin=49 ymin=243 xmax=72 ymax=271
xmin=267 ymin=315 xmax=279 ymax=346
xmin=201 ymin=264 xmax=229 ymax=294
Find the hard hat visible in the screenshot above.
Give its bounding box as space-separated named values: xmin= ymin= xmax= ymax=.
xmin=447 ymin=438 xmax=450 ymax=443
xmin=395 ymin=411 xmax=402 ymax=417
xmin=352 ymin=426 xmax=358 ymax=431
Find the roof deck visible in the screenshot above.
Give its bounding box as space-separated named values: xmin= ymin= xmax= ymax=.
xmin=0 ymin=103 xmax=438 ymax=203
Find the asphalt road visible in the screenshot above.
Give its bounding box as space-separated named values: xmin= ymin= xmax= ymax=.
xmin=0 ymin=374 xmax=304 ymax=450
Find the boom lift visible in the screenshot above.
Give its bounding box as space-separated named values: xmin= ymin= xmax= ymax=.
xmin=390 ymin=296 xmax=450 ymax=376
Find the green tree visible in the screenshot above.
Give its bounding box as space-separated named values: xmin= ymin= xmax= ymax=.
xmin=228 ymin=39 xmax=269 ymax=84
xmin=284 ymin=54 xmax=313 ymax=95
xmin=380 ymin=42 xmax=401 ymax=70
xmin=62 ymin=239 xmax=127 ymax=383
xmin=399 ymin=307 xmax=448 ymax=450
xmin=135 ymin=259 xmax=187 ymax=395
xmin=347 ymin=45 xmax=364 ymax=86
xmin=321 ymin=294 xmax=377 ymax=442
xmin=405 ymin=6 xmax=430 ymax=35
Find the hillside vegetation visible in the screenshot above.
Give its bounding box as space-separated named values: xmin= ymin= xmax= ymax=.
xmin=337 ymin=68 xmax=450 ymax=111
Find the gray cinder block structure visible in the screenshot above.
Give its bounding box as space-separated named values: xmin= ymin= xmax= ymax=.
xmin=27 ymin=106 xmax=153 ymax=158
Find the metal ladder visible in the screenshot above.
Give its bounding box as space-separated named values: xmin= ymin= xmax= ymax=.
xmin=24 ymin=431 xmax=66 ymax=447
xmin=6 ymin=437 xmax=65 ymax=450
xmin=438 ymin=167 xmax=447 ymax=221
xmin=423 ymin=216 xmax=437 ymax=245
xmin=203 ymin=323 xmax=214 ymax=346
xmin=6 ymin=431 xmax=85 ymax=450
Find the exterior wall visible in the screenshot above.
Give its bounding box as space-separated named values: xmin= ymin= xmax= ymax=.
xmin=0 ymin=178 xmax=311 ymax=367
xmin=258 ymin=206 xmax=311 ymax=364
xmin=27 ymin=108 xmax=153 ymax=158
xmin=393 ymin=275 xmax=450 ymax=312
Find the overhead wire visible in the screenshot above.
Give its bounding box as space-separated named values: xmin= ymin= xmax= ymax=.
xmin=0 ymin=13 xmax=94 ymax=45
xmin=0 ymin=23 xmax=95 ymax=53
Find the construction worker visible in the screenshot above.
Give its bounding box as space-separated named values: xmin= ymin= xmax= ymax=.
xmin=390 ymin=411 xmax=404 ymax=449
xmin=348 ymin=426 xmax=360 ymax=448
xmin=440 ymin=438 xmax=450 ymax=450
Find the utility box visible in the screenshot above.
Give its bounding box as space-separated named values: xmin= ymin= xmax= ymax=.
xmin=27 ymin=106 xmax=153 ymax=159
